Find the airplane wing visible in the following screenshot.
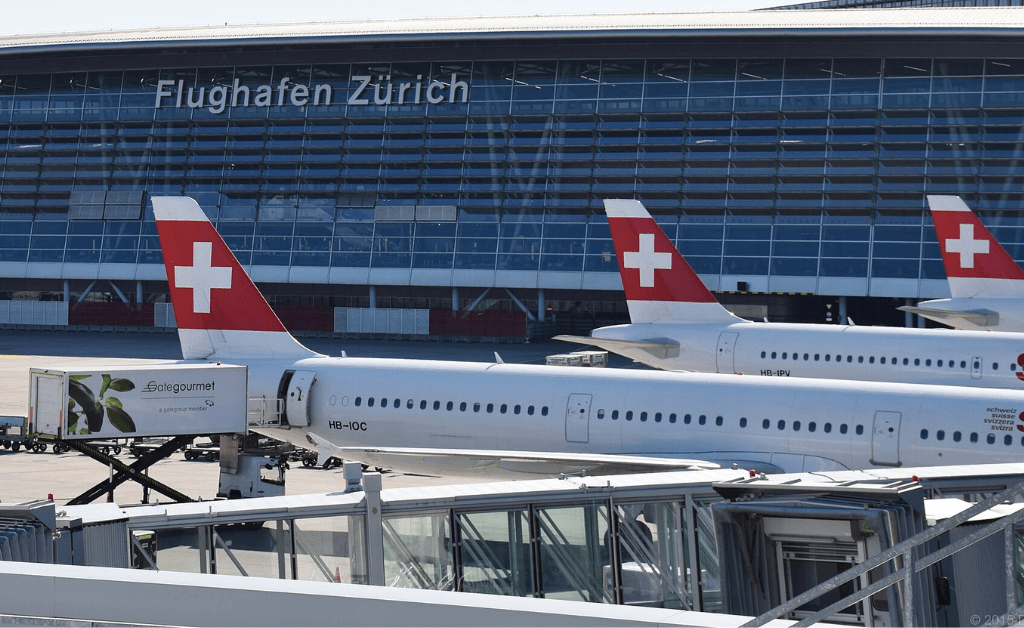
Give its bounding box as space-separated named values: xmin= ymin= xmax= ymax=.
xmin=897 ymin=305 xmax=999 ymax=328
xmin=305 ymin=434 xmax=718 ymax=478
xmin=553 ymin=335 xmax=681 ymax=360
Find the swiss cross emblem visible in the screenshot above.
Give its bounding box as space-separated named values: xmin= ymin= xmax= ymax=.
xmin=945 ymin=224 xmax=989 ymax=269
xmin=174 ymin=241 xmax=232 ymax=314
xmin=623 ymin=233 xmax=672 ymax=288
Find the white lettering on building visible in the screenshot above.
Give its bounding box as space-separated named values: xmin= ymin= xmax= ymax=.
xmin=155 ymin=73 xmax=469 ymax=113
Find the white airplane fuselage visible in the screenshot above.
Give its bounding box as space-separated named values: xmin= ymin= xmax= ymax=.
xmin=912 ymin=297 xmax=1024 ymax=333
xmin=590 ymin=320 xmax=1024 ymax=388
xmin=234 ymin=355 xmax=1024 ymax=474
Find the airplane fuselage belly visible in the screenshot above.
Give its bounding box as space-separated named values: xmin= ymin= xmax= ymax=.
xmin=595 ymin=322 xmax=1024 ymax=389
xmin=236 ymin=357 xmax=1024 ymax=474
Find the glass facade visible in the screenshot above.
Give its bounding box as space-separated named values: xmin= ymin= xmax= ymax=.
xmin=3 ymin=43 xmax=1024 ymax=305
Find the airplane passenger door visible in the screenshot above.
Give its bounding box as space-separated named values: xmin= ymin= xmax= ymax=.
xmin=716 ymin=332 xmax=738 ymax=374
xmin=284 ymin=370 xmax=317 ymax=427
xmin=870 ymin=411 xmax=901 ymax=467
xmin=565 ymin=394 xmax=591 ymax=443
xmin=971 ymin=356 xmax=983 ymax=380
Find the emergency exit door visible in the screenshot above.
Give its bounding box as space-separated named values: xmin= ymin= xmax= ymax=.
xmin=565 ymin=393 xmax=591 ymax=443
xmin=870 ymin=411 xmax=901 ymax=467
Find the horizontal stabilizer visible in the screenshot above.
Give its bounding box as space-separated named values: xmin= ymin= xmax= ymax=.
xmin=306 ymin=434 xmax=718 ymax=478
xmin=553 ymin=334 xmax=681 ymax=360
xmin=897 ymin=305 xmax=999 ymax=328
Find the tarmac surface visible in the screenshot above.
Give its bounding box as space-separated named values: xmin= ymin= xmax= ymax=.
xmin=0 ymin=330 xmax=641 ymax=506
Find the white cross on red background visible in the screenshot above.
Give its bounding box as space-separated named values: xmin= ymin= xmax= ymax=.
xmin=945 ymin=223 xmax=989 ymax=269
xmin=174 ymin=241 xmax=232 ymax=314
xmin=623 ymin=233 xmax=672 ymax=287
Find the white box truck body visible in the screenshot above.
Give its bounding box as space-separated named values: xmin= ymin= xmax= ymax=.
xmin=28 ymin=364 xmax=248 ymax=440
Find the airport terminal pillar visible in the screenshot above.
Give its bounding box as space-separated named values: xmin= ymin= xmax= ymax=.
xmin=136 ymin=280 xmax=143 ymax=304
xmin=838 ymin=295 xmax=848 ymax=325
xmin=451 ymin=286 xmax=458 ymax=312
xmin=369 ymin=285 xmax=376 ymax=311
xmin=905 ymin=298 xmax=914 ymax=328
xmin=538 ymin=289 xmax=546 ymax=323
xmin=63 ymin=280 xmax=69 ymax=302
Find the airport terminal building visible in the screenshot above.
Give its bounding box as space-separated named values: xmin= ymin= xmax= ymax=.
xmin=2 ymin=6 xmax=1024 ymax=336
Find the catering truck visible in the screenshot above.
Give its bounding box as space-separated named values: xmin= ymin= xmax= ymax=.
xmin=27 ymin=364 xmax=248 ymax=441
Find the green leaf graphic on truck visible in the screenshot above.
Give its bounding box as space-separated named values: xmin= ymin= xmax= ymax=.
xmin=66 ymin=374 xmax=137 ymax=435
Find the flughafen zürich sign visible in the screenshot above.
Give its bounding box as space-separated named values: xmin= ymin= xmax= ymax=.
xmin=155 ymin=74 xmax=471 ymax=113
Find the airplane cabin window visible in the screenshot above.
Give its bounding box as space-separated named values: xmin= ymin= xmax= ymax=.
xmin=971 ymin=432 xmax=979 ymax=443
xmin=920 ymin=429 xmax=928 ymax=439
xmin=473 ymin=402 xmax=481 ymax=412
xmin=528 ymin=406 xmax=535 ymax=415
xmin=937 ymin=430 xmax=945 ymax=441
xmin=500 ymin=404 xmax=507 ymax=414
xmin=903 ymin=358 xmax=909 ymax=365
xmin=368 ymin=397 xmax=375 ymax=407
xmin=640 ymin=411 xmax=648 ymax=422
xmin=685 ymin=414 xmax=692 ymax=424
xmin=447 ymin=401 xmax=454 ymax=410
xmin=973 ymin=360 xmax=980 ymax=370
xmin=433 ymin=400 xmax=441 ymax=410
xmin=840 ymin=424 xmax=848 ymax=434
xmin=914 ymin=358 xmax=920 ymax=366
xmin=612 ymin=410 xmax=619 ymax=420
xmin=514 ymin=405 xmax=521 ymax=414
xmin=381 ymin=397 xmax=388 ymax=407
xmin=949 ymin=361 xmax=955 ymax=369
xmin=541 ymin=406 xmax=548 ymax=416
xmin=938 ymin=360 xmax=943 ymax=367
xmin=793 ymin=421 xmax=801 ymax=431
xmin=740 ymin=417 xmax=747 ymax=427
xmin=486 ymin=403 xmax=493 ymax=413
xmin=699 ymin=415 xmax=707 ymax=425
xmin=808 ymin=421 xmax=816 ymax=432
xmin=880 ymin=357 xmax=886 ymax=364
xmin=891 ymin=357 xmax=896 ymax=364
xmin=355 ymin=397 xmax=362 ymax=407
xmin=777 ymin=420 xmax=786 ymax=430
xmin=394 ymin=399 xmax=401 ymax=408
xmin=716 ymin=416 xmax=723 ymax=426
xmin=988 ymin=434 xmax=996 ymax=445
xmin=782 ymin=352 xmax=787 ymax=359
xmin=597 ymin=409 xmax=605 ymax=419
xmin=761 ymin=351 xmax=766 ymax=358
xmin=762 ymin=419 xmax=770 ymax=429
xmin=855 ymin=425 xmax=863 ymax=435
xmin=406 ymin=399 xmax=413 ymax=409
xmin=771 ymin=351 xmax=777 ymax=359
xmin=460 ymin=402 xmax=467 ymax=411
xmin=953 ymin=431 xmax=961 ymax=442
xmin=655 ymin=412 xmax=662 ymax=422
xmin=1008 ymin=435 xmax=1015 ymax=446
xmin=858 ymin=356 xmax=864 ymax=364
xmin=420 ymin=400 xmax=427 ymax=410
xmin=960 ymin=360 xmax=967 ymax=368
xmin=814 ymin=354 xmax=820 ymax=361
xmin=670 ymin=413 xmax=677 ymax=423
xmin=846 ymin=355 xmax=853 ymax=363
xmin=626 ymin=411 xmax=633 ymax=421
xmin=869 ymin=356 xmax=875 ymax=364
xmin=824 ymin=423 xmax=832 ymax=433
xmin=993 ymin=363 xmax=999 ymax=370
xmin=925 ymin=359 xmax=932 ymax=367
xmin=825 ymin=355 xmax=831 ymax=362
xmin=803 ymin=353 xmax=809 ymax=360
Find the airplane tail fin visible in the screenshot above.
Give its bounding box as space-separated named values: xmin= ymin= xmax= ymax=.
xmin=152 ymin=196 xmax=322 ymax=361
xmin=604 ymin=199 xmax=739 ymax=324
xmin=927 ymin=195 xmax=1024 ymax=298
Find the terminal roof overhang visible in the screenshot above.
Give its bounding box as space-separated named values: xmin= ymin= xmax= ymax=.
xmin=4 ymin=7 xmax=1024 ymax=57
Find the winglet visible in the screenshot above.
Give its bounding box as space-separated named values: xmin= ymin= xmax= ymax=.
xmin=927 ymin=195 xmax=1024 ymax=298
xmin=604 ymin=199 xmax=739 ymax=324
xmin=153 ymin=196 xmax=321 ymax=360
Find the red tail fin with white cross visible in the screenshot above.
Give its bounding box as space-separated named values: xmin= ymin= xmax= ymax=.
xmin=153 ymin=196 xmax=320 ymax=360
xmin=604 ymin=199 xmax=740 ymax=324
xmin=927 ymin=195 xmax=1024 ymax=299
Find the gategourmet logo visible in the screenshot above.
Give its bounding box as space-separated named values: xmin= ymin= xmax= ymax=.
xmin=142 ymin=380 xmax=217 ymax=394
xmin=155 ymin=74 xmax=470 ymax=114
